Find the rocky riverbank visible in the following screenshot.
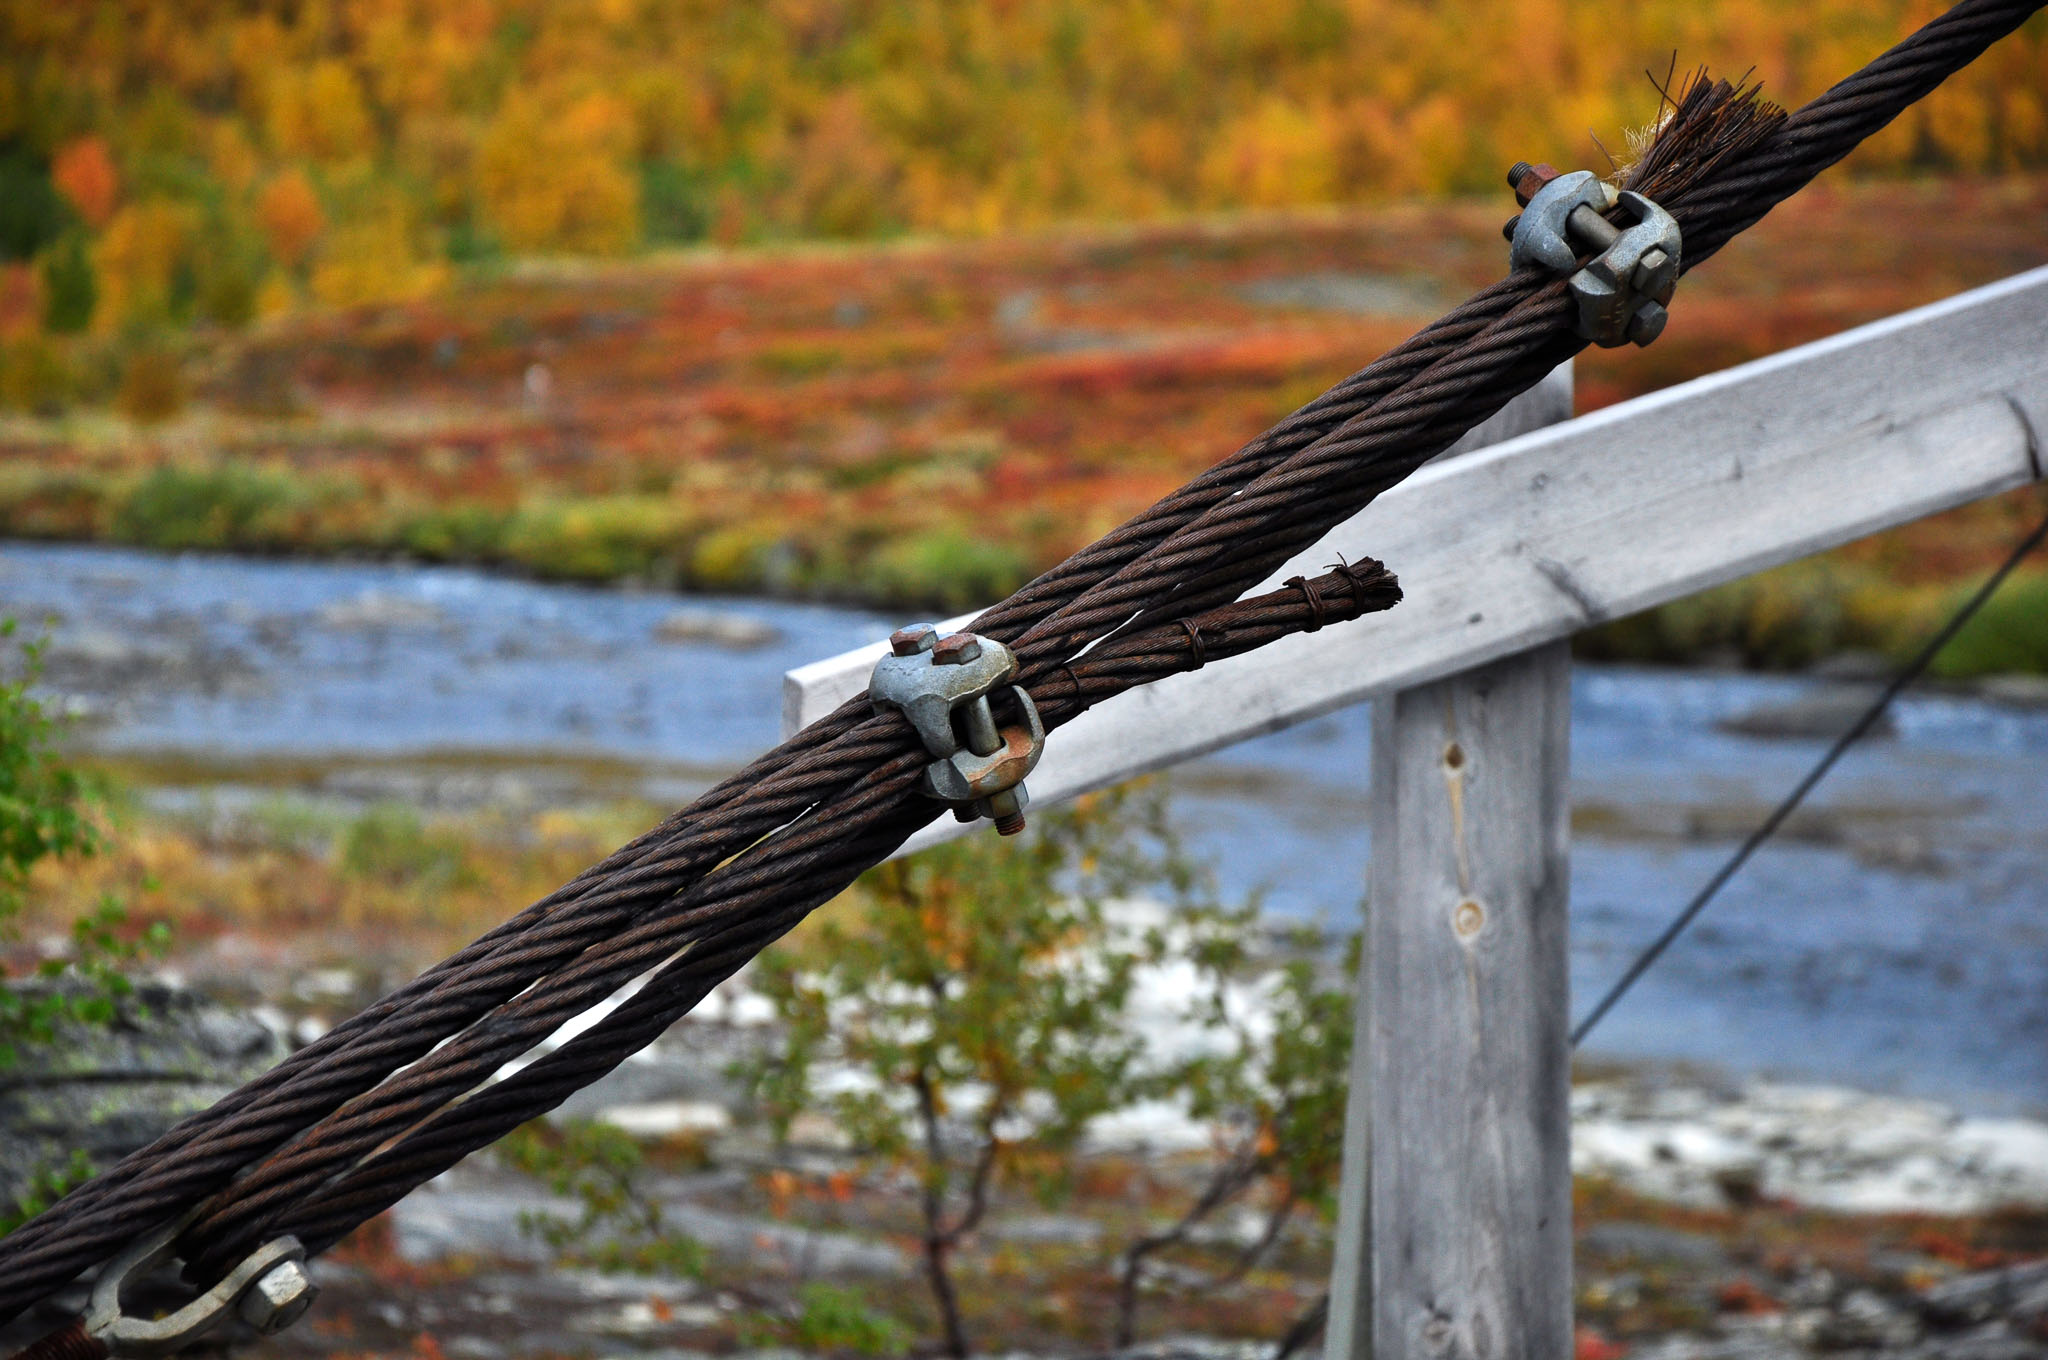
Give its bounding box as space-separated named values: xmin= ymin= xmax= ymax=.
xmin=4 ymin=979 xmax=2043 ymax=1360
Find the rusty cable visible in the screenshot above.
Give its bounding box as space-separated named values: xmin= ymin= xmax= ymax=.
xmin=0 ymin=0 xmax=2040 ymax=1329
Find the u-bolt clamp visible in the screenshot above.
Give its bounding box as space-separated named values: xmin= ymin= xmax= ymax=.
xmin=869 ymin=624 xmax=1044 ymax=835
xmin=1504 ymin=163 xmax=1682 ymax=348
xmin=84 ymin=1215 xmax=317 ymax=1356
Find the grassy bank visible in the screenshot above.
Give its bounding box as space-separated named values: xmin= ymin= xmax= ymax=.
xmin=3 ymin=177 xmax=2046 ymax=658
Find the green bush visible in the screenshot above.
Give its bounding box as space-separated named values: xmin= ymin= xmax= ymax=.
xmin=401 ymin=503 xmax=514 ymax=562
xmin=640 ymin=161 xmax=712 ymax=245
xmin=0 ymin=1152 xmax=94 ymax=1237
xmin=864 ymin=529 xmax=1029 ymax=612
xmin=0 ymin=616 xmax=168 ymax=1088
xmin=503 ymin=496 xmax=692 ymax=583
xmin=0 ymin=336 xmax=77 ymax=414
xmin=686 ymin=523 xmax=776 ymax=591
xmin=1579 ymin=558 xmax=1870 ymax=670
xmin=0 ymin=623 xmax=99 ymax=940
xmin=497 ymin=1118 xmax=708 ymax=1277
xmin=754 ymin=1284 xmax=913 ymax=1357
xmin=39 ymin=232 xmax=97 ymax=333
xmin=192 ymin=223 xmax=264 ymax=330
xmin=0 ymin=151 xmax=67 ymax=262
xmin=739 ymin=785 xmax=1311 ymax=1358
xmin=339 ymin=803 xmax=469 ymax=890
xmin=114 ymin=345 xmax=187 ymax=424
xmin=111 ymin=463 xmax=294 ymax=549
xmin=1927 ymin=570 xmax=2048 ymax=678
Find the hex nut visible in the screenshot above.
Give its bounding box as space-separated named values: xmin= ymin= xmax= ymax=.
xmin=1508 ymin=161 xmax=1561 ymax=206
xmin=1625 ymin=300 xmax=1669 ymax=347
xmin=1634 ymin=246 xmax=1678 ymax=301
xmin=238 ymin=1260 xmax=318 ymax=1335
xmin=931 ymin=633 xmax=983 ymax=666
xmin=890 ymin=625 xmax=938 ymax=657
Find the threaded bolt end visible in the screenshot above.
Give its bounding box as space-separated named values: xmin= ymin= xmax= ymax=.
xmin=993 ymin=810 xmax=1027 ymax=836
xmin=10 ymin=1322 xmax=108 ymax=1360
xmin=1507 ymin=161 xmax=1533 ymax=189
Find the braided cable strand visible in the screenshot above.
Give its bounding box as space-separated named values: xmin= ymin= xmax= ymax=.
xmin=0 ymin=233 xmax=1550 ymax=1321
xmin=0 ymin=0 xmax=2040 ymax=1326
xmin=0 ymin=247 xmax=1558 ymax=1318
xmin=177 ymin=275 xmax=1600 ymax=1281
xmin=200 ymin=0 xmax=2041 ymax=1265
xmin=240 ymin=563 xmax=1408 ymax=1263
xmin=180 ymin=569 xmax=1413 ymax=1283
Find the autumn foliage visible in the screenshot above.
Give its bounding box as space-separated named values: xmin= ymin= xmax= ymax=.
xmin=0 ymin=0 xmax=2040 ymax=336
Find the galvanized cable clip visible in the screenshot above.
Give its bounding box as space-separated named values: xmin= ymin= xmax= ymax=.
xmin=83 ymin=1215 xmax=317 ymax=1357
xmin=1503 ymin=162 xmax=1681 ymax=348
xmin=870 ymin=625 xmax=1043 ymax=835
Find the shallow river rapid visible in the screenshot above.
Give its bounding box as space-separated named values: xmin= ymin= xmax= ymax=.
xmin=6 ymin=541 xmax=2045 ymax=1116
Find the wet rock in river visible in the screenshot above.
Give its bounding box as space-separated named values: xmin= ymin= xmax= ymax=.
xmin=317 ymin=590 xmax=449 ymax=630
xmin=1719 ymin=683 xmax=1894 ymax=740
xmin=37 ymin=625 xmax=260 ymax=699
xmin=1977 ymin=674 xmax=2048 ymax=708
xmin=652 ymin=608 xmax=780 ymax=650
xmin=1571 ymin=1079 xmax=2048 ymax=1214
xmin=593 ymin=1099 xmax=733 ymax=1138
xmin=1916 ymin=1329 xmax=2048 ymax=1360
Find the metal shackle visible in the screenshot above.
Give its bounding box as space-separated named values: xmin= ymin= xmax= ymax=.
xmin=869 ymin=625 xmax=1044 ymax=835
xmin=1505 ymin=163 xmax=1682 ymax=348
xmin=85 ymin=1217 xmax=317 ymax=1357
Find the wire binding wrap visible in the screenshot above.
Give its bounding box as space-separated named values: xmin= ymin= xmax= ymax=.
xmin=1284 ymin=576 xmax=1328 ymax=632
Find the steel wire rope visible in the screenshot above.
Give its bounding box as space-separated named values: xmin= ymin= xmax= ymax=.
xmin=0 ymin=65 xmax=1782 ymax=1290
xmin=0 ymin=0 xmax=2040 ymax=1328
xmin=0 ymin=243 xmax=1576 ymax=1312
xmin=0 ymin=260 xmax=1554 ymax=1312
xmin=172 ymin=267 xmax=1654 ymax=1281
xmin=202 ymin=564 xmax=1410 ymax=1266
xmin=105 ymin=0 xmax=2048 ymax=1285
xmin=1570 ymin=504 xmax=2048 ymax=1047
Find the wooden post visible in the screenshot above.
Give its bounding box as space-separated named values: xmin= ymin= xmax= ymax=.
xmin=1325 ymin=377 xmax=1575 ymax=1360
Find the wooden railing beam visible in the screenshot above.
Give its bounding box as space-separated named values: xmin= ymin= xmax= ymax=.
xmin=785 ymin=268 xmax=2048 ymax=864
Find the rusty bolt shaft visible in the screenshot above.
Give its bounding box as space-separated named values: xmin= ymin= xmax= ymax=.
xmin=986 ymin=788 xmax=1027 ymax=836
xmin=959 ymin=696 xmax=1002 ymax=756
xmin=7 ymin=1322 xmax=109 ymax=1360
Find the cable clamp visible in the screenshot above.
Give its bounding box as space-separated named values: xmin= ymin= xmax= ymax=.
xmin=84 ymin=1215 xmax=316 ymax=1357
xmin=1503 ymin=163 xmax=1681 ymax=348
xmin=870 ymin=626 xmax=1043 ymax=836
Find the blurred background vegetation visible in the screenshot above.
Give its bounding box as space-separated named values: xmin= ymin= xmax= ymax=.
xmin=2 ymin=0 xmax=2043 ymax=321
xmin=0 ymin=1 xmax=2044 ymax=655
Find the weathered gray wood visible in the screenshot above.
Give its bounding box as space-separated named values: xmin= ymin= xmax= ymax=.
xmin=1325 ymin=641 xmax=1574 ymax=1360
xmin=785 ymin=267 xmax=2048 ymax=850
xmin=1324 ymin=369 xmax=1576 ymax=1360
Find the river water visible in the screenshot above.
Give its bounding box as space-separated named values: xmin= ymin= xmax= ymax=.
xmin=5 ymin=541 xmax=2045 ymax=1116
